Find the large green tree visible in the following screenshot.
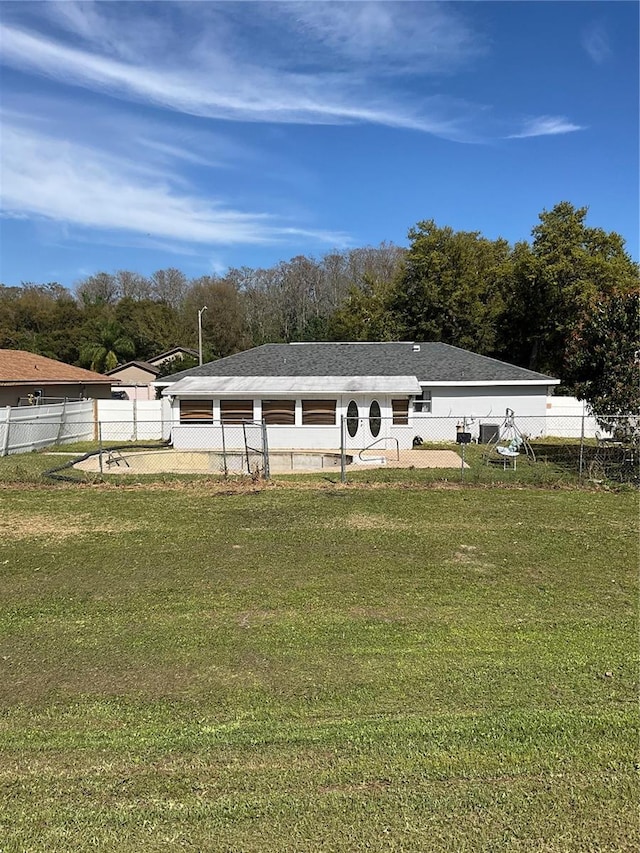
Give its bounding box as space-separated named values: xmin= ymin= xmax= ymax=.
xmin=114 ymin=298 xmax=181 ymax=361
xmin=384 ymin=221 xmax=511 ymax=353
xmin=501 ymin=202 xmax=638 ymax=376
xmin=328 ymin=273 xmax=399 ymax=341
xmin=565 ymin=289 xmax=640 ymax=433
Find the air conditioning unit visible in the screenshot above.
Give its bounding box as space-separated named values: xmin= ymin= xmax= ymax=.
xmin=479 ymin=423 xmax=500 ymax=444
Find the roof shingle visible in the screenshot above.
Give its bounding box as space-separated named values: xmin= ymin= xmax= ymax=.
xmin=0 ymin=349 xmax=112 ymax=384
xmin=160 ymin=342 xmax=557 ymax=385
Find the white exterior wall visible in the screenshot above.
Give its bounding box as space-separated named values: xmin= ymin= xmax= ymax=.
xmin=169 ymin=394 xmax=344 ymax=451
xmin=406 ymin=385 xmax=551 ymax=442
xmin=168 ymin=385 xmax=553 ymax=451
xmin=429 ymin=385 xmax=549 ymax=419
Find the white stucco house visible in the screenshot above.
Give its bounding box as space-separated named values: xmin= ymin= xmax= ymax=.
xmin=158 ymin=342 xmax=559 ymax=451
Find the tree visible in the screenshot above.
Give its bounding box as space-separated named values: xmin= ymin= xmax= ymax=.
xmin=114 ymin=298 xmax=181 ymax=361
xmin=79 ymin=321 xmax=135 ymax=373
xmin=501 ymin=202 xmax=639 ymax=375
xmin=183 ymin=275 xmax=250 ymax=358
xmin=0 ymin=283 xmax=84 ymax=363
xmin=328 ymin=273 xmax=398 ymax=341
xmin=76 ymin=272 xmax=119 ymax=306
xmin=115 ymin=270 xmax=152 ymax=301
xmin=156 ymin=354 xmax=199 ymax=379
xmin=150 ymin=268 xmax=188 ymax=309
xmin=564 ymin=289 xmax=640 ymax=435
xmin=385 ymin=221 xmax=511 ymax=353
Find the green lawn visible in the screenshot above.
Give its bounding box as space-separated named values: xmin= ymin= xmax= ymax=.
xmin=0 ymin=484 xmax=637 ymax=851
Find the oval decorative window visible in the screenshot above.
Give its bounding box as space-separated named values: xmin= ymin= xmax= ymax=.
xmin=346 ymin=400 xmax=359 ymax=437
xmin=369 ymin=400 xmax=381 ymax=437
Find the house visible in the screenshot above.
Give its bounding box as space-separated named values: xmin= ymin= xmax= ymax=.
xmin=0 ymin=349 xmax=114 ymax=408
xmin=148 ymin=347 xmax=198 ymax=369
xmin=106 ymin=361 xmax=161 ymax=400
xmin=106 ymin=348 xmax=198 ymax=400
xmin=159 ymin=342 xmax=559 ymax=451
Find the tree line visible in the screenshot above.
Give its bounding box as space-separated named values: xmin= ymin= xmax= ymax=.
xmin=1 ymin=202 xmax=638 ymax=414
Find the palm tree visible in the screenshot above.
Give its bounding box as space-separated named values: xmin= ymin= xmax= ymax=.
xmin=80 ymin=321 xmax=135 ymax=373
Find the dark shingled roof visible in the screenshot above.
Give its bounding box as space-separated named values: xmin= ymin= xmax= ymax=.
xmin=160 ymin=342 xmax=556 ymax=384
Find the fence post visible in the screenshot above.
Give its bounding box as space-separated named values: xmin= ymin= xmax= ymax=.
xmin=262 ymin=419 xmax=270 ymax=480
xmin=221 ymin=422 xmax=228 ymax=478
xmin=1 ymin=407 xmax=11 ymax=457
xmin=340 ymin=415 xmax=347 ymax=484
xmin=55 ymin=398 xmax=67 ymax=445
xmin=98 ymin=422 xmax=104 ymax=475
xmin=578 ymin=407 xmax=586 ymax=482
xmin=242 ymin=423 xmax=251 ymax=475
xmin=133 ymin=398 xmax=138 ymax=441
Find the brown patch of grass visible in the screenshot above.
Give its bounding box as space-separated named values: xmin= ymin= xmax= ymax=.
xmin=450 ymin=544 xmax=495 ymax=571
xmin=324 ymin=512 xmax=411 ymax=531
xmin=0 ymin=511 xmax=147 ymax=542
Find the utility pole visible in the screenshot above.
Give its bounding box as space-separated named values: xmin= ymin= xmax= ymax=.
xmin=198 ymin=306 xmax=208 ymax=366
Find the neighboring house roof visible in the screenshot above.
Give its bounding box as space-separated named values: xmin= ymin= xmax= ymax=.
xmin=0 ymin=349 xmax=113 ymax=385
xmin=148 ymin=347 xmax=198 ymax=366
xmin=106 ymin=361 xmax=160 ymax=377
xmin=160 ymin=342 xmax=558 ymax=387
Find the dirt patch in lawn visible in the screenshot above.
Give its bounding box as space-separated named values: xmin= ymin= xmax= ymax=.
xmin=0 ymin=511 xmax=146 ymax=542
xmin=324 ymin=512 xmax=411 ymax=531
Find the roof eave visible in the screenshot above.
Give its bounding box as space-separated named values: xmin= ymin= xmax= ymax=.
xmin=0 ymin=378 xmax=114 ymax=385
xmin=424 ymin=379 xmax=560 ymax=387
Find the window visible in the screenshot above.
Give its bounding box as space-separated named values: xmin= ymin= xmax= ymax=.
xmin=220 ymin=399 xmax=253 ymax=424
xmin=369 ymin=400 xmax=381 ymax=437
xmin=302 ymin=399 xmax=336 ymax=426
xmin=262 ymin=399 xmax=295 ymax=425
xmin=180 ymin=400 xmax=213 ymax=423
xmin=346 ymin=400 xmax=359 ymax=437
xmin=392 ymin=398 xmax=409 ymax=425
xmin=413 ymin=389 xmax=432 ymax=413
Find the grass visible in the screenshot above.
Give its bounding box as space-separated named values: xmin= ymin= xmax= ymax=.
xmin=0 ymin=482 xmax=637 ymax=851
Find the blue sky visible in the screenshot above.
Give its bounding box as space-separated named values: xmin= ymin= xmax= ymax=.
xmin=1 ymin=1 xmax=638 ymax=289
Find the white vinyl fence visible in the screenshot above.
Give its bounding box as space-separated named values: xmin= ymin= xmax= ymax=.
xmin=96 ymin=399 xmax=170 ymax=441
xmin=0 ymin=400 xmax=94 ymax=456
xmin=545 ymin=396 xmax=603 ymax=439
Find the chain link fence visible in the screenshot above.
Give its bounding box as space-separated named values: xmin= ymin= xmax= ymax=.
xmin=0 ymin=411 xmax=638 ymax=486
xmin=337 ymin=413 xmax=638 ymax=485
xmin=86 ymin=420 xmax=270 ymax=478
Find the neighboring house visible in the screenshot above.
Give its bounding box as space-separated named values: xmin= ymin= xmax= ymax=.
xmin=159 ymin=341 xmax=560 ymax=450
xmin=0 ymin=349 xmax=114 ymax=407
xmin=106 ymin=361 xmax=160 ymax=401
xmin=107 ymin=348 xmax=198 ymax=400
xmin=148 ymin=347 xmax=198 ymax=370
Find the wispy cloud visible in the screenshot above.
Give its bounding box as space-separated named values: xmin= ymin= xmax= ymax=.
xmin=0 ymin=3 xmax=486 ymax=140
xmin=582 ymin=22 xmax=612 ymax=65
xmin=508 ymin=116 xmax=585 ymax=139
xmin=0 ymin=3 xmax=584 ymax=146
xmin=0 ymin=118 xmax=348 ymax=248
xmin=273 ymin=1 xmax=484 ymax=71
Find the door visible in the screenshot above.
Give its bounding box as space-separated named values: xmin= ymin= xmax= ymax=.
xmin=342 ymin=396 xmax=387 ymax=449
